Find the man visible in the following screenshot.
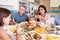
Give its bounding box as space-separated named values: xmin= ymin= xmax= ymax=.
xmin=12 ymin=6 xmax=29 ymax=23
xmin=55 ymin=15 xmax=60 ymax=25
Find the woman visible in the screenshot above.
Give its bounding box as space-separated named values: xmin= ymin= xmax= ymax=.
xmin=35 ymin=5 xmax=51 ymax=24
xmin=0 ymin=8 xmax=21 ymax=40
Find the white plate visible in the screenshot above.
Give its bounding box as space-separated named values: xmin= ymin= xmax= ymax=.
xmin=56 ymin=25 xmax=60 ymax=29
xmin=21 ymin=31 xmax=45 ymax=40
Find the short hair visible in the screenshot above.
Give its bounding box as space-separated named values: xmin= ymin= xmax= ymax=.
xmin=19 ymin=5 xmax=27 ymax=9
xmin=38 ymin=5 xmax=47 ymax=15
xmin=0 ymin=8 xmax=11 ymax=26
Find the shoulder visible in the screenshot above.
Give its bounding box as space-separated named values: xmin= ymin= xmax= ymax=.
xmin=11 ymin=12 xmax=18 ymax=18
xmin=0 ymin=29 xmax=5 ymax=37
xmin=46 ymin=13 xmax=51 ymax=17
xmin=11 ymin=11 xmax=18 ymax=16
xmin=55 ymin=15 xmax=60 ymax=19
xmin=12 ymin=12 xmax=18 ymax=15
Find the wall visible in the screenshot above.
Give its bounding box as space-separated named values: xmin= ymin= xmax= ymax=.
xmin=39 ymin=0 xmax=50 ymax=11
xmin=19 ymin=0 xmax=34 ymax=2
xmin=0 ymin=0 xmax=19 ymax=10
xmin=50 ymin=0 xmax=60 ymax=7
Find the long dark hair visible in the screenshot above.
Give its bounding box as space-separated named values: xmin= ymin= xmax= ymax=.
xmin=38 ymin=5 xmax=47 ymax=15
xmin=0 ymin=8 xmax=11 ymax=26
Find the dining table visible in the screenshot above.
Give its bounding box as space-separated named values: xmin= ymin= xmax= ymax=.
xmin=4 ymin=22 xmax=60 ymax=40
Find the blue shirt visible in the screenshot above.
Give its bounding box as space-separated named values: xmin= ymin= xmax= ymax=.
xmin=55 ymin=15 xmax=60 ymax=25
xmin=12 ymin=13 xmax=29 ymax=23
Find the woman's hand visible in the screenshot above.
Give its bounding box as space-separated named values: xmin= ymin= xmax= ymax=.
xmin=39 ymin=15 xmax=44 ymax=19
xmin=35 ymin=15 xmax=42 ymax=19
xmin=36 ymin=15 xmax=46 ymax=22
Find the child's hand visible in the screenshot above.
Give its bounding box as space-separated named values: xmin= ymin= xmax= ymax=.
xmin=16 ymin=26 xmax=23 ymax=34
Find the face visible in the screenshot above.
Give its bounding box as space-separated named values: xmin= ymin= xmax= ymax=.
xmin=3 ymin=14 xmax=11 ymax=25
xmin=39 ymin=7 xmax=45 ymax=15
xmin=26 ymin=20 xmax=37 ymax=29
xmin=19 ymin=6 xmax=26 ymax=14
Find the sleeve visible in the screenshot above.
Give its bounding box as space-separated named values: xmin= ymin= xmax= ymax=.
xmin=54 ymin=17 xmax=59 ymax=25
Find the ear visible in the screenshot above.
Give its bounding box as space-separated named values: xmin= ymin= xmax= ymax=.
xmin=3 ymin=17 xmax=6 ymax=22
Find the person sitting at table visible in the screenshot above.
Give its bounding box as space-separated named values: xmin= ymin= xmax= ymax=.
xmin=0 ymin=8 xmax=22 ymax=40
xmin=20 ymin=18 xmax=38 ymax=32
xmin=26 ymin=19 xmax=37 ymax=30
xmin=55 ymin=15 xmax=60 ymax=25
xmin=35 ymin=5 xmax=53 ymax=25
xmin=12 ymin=5 xmax=29 ymax=23
xmin=25 ymin=19 xmax=45 ymax=34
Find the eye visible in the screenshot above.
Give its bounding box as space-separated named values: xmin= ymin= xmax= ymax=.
xmin=20 ymin=8 xmax=23 ymax=10
xmin=29 ymin=23 xmax=31 ymax=24
xmin=20 ymin=9 xmax=25 ymax=11
xmin=40 ymin=9 xmax=43 ymax=10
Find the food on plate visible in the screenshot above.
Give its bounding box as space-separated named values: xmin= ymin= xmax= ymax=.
xmin=46 ymin=25 xmax=56 ymax=31
xmin=51 ymin=28 xmax=56 ymax=31
xmin=33 ymin=33 xmax=42 ymax=39
xmin=25 ymin=31 xmax=42 ymax=40
xmin=56 ymin=26 xmax=60 ymax=30
xmin=51 ymin=24 xmax=55 ymax=28
xmin=46 ymin=35 xmax=60 ymax=40
xmin=9 ymin=26 xmax=16 ymax=33
xmin=34 ymin=27 xmax=45 ymax=34
xmin=46 ymin=25 xmax=51 ymax=30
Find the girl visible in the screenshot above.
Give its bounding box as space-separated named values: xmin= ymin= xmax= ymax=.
xmin=0 ymin=8 xmax=21 ymax=40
